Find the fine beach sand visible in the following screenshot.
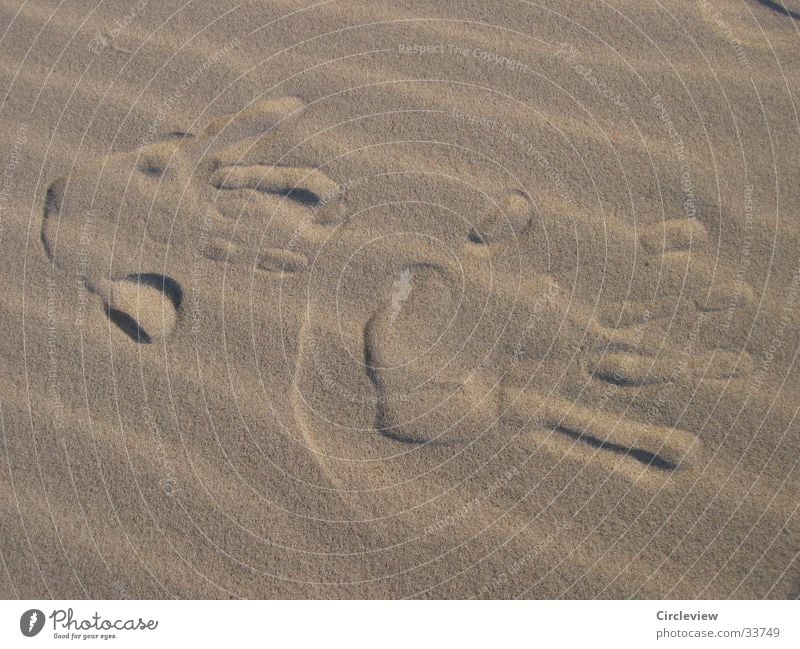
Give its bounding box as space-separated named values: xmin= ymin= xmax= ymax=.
xmin=0 ymin=0 xmax=798 ymax=598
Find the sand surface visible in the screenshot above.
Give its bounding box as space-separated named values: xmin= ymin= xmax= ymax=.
xmin=1 ymin=0 xmax=799 ymax=598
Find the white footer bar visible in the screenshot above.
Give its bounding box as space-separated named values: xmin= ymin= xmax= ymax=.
xmin=1 ymin=600 xmax=796 ymax=648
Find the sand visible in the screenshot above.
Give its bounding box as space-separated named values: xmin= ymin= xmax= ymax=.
xmin=0 ymin=0 xmax=798 ymax=599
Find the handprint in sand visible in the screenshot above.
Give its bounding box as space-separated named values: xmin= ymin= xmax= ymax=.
xmin=293 ymin=180 xmax=757 ymax=509
xmin=41 ymin=96 xmax=755 ymax=499
xmin=41 ymin=95 xmax=344 ymax=343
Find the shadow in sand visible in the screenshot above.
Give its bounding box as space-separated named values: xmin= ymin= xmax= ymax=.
xmin=553 ymin=424 xmax=679 ymax=471
xmin=755 ymin=0 xmax=800 ymax=20
xmin=105 ymin=273 xmax=183 ymax=344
